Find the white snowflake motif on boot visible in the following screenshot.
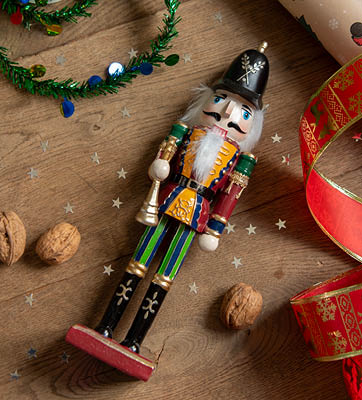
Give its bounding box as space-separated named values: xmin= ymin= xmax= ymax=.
xmin=143 ymin=292 xmax=159 ymax=319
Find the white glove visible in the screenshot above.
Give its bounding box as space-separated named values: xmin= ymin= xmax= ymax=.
xmin=198 ymin=233 xmax=219 ymax=252
xmin=148 ymin=159 xmax=170 ymax=181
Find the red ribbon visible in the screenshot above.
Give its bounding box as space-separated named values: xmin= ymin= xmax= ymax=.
xmin=293 ymin=54 xmax=362 ymax=399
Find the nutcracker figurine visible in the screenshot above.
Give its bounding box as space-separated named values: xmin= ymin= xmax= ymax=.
xmin=66 ymin=42 xmax=270 ymax=381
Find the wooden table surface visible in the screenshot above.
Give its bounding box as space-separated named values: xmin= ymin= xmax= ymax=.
xmin=1 ymin=1 xmax=361 ymax=399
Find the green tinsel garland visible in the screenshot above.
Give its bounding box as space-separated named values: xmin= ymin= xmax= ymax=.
xmin=1 ymin=0 xmax=97 ymax=27
xmin=0 ymin=0 xmax=181 ymax=100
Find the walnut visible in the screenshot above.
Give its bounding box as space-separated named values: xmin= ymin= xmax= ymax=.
xmin=220 ymin=283 xmax=263 ymax=330
xmin=0 ymin=211 xmax=26 ymax=266
xmin=36 ymin=222 xmax=81 ymax=265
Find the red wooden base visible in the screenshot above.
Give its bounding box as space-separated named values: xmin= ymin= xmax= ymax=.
xmin=65 ymin=324 xmax=155 ymax=381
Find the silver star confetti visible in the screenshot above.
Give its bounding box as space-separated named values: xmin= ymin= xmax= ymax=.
xmin=128 ymin=48 xmax=138 ymax=59
xmin=64 ymin=202 xmax=74 ymax=214
xmin=231 ymin=256 xmax=243 ymax=269
xmin=246 ymin=224 xmax=256 ymax=235
xmin=103 ymin=265 xmax=114 ymax=276
xmin=121 ymin=106 xmax=131 ymax=118
xmin=271 ymin=133 xmax=282 ymax=143
xmin=25 ymin=294 xmax=34 ymax=307
xmin=10 ymin=370 xmax=21 ymax=380
xmin=225 ymin=222 xmax=235 ymax=234
xmin=275 ymin=219 xmax=286 ymax=230
xmin=214 ymin=12 xmax=223 ymax=23
xmin=60 ymin=352 xmax=70 ymax=363
xmin=282 ymin=154 xmax=290 ymax=166
xmin=189 ymin=282 xmax=198 ymax=294
xmin=27 ymin=167 xmax=38 ymax=179
xmin=40 ymin=140 xmax=49 ymax=152
xmin=112 ymin=198 xmax=123 ymax=209
xmin=27 ymin=348 xmax=37 ymax=359
xmin=183 ymin=53 xmax=192 ymax=63
xmin=91 ymin=152 xmax=100 ymax=165
xmin=117 ymin=168 xmax=128 ymax=179
xmin=56 ymin=54 xmax=66 ymax=65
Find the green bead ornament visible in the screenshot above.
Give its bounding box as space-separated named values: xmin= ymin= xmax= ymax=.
xmin=165 ymin=54 xmax=180 ymax=66
xmin=29 ymin=64 xmax=46 ymax=78
xmin=45 ymin=24 xmax=63 ymax=36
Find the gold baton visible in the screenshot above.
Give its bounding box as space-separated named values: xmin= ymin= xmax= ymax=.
xmin=135 ymin=136 xmax=178 ymax=226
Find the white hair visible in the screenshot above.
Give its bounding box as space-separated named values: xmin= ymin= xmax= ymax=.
xmin=180 ymin=84 xmax=266 ymax=152
xmin=180 ymin=84 xmax=214 ymax=128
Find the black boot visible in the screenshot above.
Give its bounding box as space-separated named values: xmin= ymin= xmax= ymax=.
xmin=95 ymin=271 xmax=142 ymax=338
xmin=121 ymin=282 xmax=167 ymax=353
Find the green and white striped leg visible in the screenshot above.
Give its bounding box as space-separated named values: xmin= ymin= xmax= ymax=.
xmin=122 ymin=222 xmax=196 ymax=352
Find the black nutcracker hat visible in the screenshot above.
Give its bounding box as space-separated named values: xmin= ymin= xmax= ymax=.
xmin=213 ymin=42 xmax=269 ymax=109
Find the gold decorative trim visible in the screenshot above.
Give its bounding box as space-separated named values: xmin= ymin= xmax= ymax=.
xmin=71 ymin=324 xmax=155 ymax=369
xmin=314 ymin=168 xmax=362 ymax=204
xmin=229 ymin=171 xmax=249 ymax=187
xmin=152 ymin=273 xmax=173 ymax=291
xmin=291 ymin=279 xmax=362 ymax=305
xmin=125 ymin=259 xmax=147 ymax=279
xmin=162 ymin=135 xmax=178 ymax=162
xmin=241 ymin=151 xmax=257 ymax=161
xmin=205 ymin=226 xmax=221 ymax=238
xmin=307 ymin=201 xmax=362 ymax=264
xmin=210 ymin=213 xmax=228 ymax=225
xmin=175 ymin=120 xmax=189 ymax=130
xmin=315 ymin=348 xmax=362 ymax=362
xmin=225 ymin=172 xmax=249 ymax=199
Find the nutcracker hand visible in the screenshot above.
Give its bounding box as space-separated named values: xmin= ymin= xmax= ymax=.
xmin=198 ymin=233 xmax=219 ymax=252
xmin=148 ymin=159 xmax=170 ymax=181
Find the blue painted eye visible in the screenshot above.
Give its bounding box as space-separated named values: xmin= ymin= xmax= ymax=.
xmin=213 ymin=96 xmax=225 ymax=104
xmin=242 ymin=110 xmax=251 ymax=120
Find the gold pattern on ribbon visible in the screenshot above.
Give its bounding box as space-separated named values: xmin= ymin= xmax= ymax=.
xmin=337 ymin=294 xmax=362 ymax=351
xmin=316 ymin=298 xmax=337 ymax=322
xmin=300 ymin=116 xmax=319 ymax=157
xmin=349 ymin=91 xmax=362 ymax=114
xmin=327 ymin=330 xmax=348 ymax=354
xmin=320 ymin=87 xmax=349 ymax=129
xmin=332 ymin=68 xmax=354 ymax=91
xmin=301 ymin=303 xmax=329 ymax=356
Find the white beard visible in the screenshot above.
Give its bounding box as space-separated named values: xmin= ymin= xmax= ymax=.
xmin=189 ymin=128 xmax=225 ymax=183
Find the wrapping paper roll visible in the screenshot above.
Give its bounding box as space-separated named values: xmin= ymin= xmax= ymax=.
xmin=278 ymin=0 xmax=362 ymax=65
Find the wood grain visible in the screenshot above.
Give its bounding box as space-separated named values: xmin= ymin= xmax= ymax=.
xmin=0 ymin=0 xmax=359 ymax=399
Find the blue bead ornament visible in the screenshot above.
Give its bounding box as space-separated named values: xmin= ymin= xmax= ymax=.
xmin=140 ymin=62 xmax=153 ymax=75
xmin=60 ymin=98 xmax=75 ymax=118
xmin=19 ymin=0 xmax=29 ymax=4
xmin=88 ymin=75 xmax=102 ymax=87
xmin=107 ymin=62 xmax=124 ymax=77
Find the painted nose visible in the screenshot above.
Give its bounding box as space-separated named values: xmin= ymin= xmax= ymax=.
xmin=223 ymin=100 xmax=236 ymax=118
